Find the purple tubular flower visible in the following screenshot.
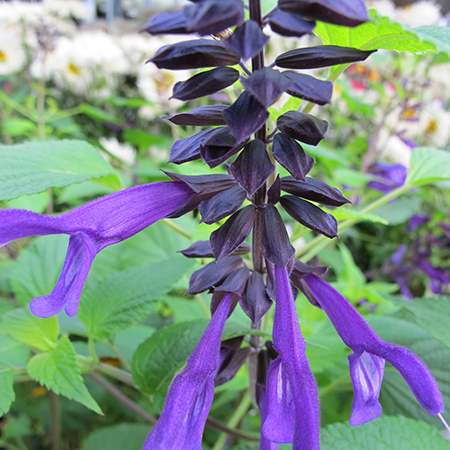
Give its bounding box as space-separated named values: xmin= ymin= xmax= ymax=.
xmin=367 ymin=163 xmax=407 ymax=194
xmin=143 ymin=293 xmax=232 ymax=449
xmin=301 ymin=274 xmax=444 ymax=426
xmin=262 ymin=266 xmax=320 ymax=450
xmin=0 ymin=182 xmax=195 ymax=318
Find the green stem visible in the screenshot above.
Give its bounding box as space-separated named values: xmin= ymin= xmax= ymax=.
xmin=160 ymin=219 xmax=192 ymax=239
xmin=0 ymin=91 xmax=38 ymax=122
xmin=49 ymin=391 xmax=61 ymax=450
xmin=195 ymin=294 xmax=211 ymax=318
xmin=297 ymin=184 xmax=412 ymax=261
xmin=211 ymin=391 xmax=253 ymax=450
xmin=37 ymin=76 xmax=46 ymax=139
xmin=95 ymin=362 xmax=135 ymax=386
xmin=88 ymin=337 xmax=99 ymax=364
xmin=318 ymin=373 xmax=351 ymax=398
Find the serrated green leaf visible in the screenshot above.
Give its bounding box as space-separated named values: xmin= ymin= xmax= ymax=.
xmin=0 ymin=333 xmax=30 ymax=367
xmin=315 ymin=11 xmax=436 ymax=53
xmin=393 ymin=297 xmax=450 ymax=348
xmin=6 ymin=191 xmax=50 ymax=213
xmin=415 ymin=26 xmax=450 ymax=55
xmin=80 ymin=423 xmax=149 ymax=450
xmin=321 ymin=416 xmax=449 ymax=449
xmin=27 ymin=335 xmax=101 ymax=414
xmin=78 ymin=257 xmax=194 ymax=339
xmin=2 ymin=308 xmax=58 ymax=352
xmin=406 ymin=147 xmax=450 ymax=187
xmin=131 ymin=319 xmax=209 ymax=397
xmin=79 ymin=103 xmax=121 ymax=125
xmin=11 ymin=235 xmax=68 ymax=306
xmin=0 ymin=140 xmax=117 ymax=200
xmin=0 ymin=363 xmax=15 ymax=415
xmin=367 ymin=315 xmax=450 ymax=428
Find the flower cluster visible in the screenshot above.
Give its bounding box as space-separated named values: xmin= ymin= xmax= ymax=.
xmin=0 ymin=0 xmax=446 ymax=448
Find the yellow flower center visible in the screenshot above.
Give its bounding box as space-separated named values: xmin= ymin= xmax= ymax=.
xmin=67 ymin=63 xmax=81 ymax=75
xmin=0 ymin=50 xmax=7 ymax=62
xmin=426 ymin=119 xmax=438 ymax=133
xmin=401 ymin=109 xmax=417 ymax=120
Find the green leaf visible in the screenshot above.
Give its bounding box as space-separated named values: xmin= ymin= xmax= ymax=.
xmin=373 ymin=196 xmax=421 ymax=225
xmin=0 ymin=333 xmax=30 ymax=367
xmin=131 ymin=319 xmax=209 ymax=397
xmin=80 ymin=423 xmax=150 ymax=450
xmin=27 ymin=335 xmax=101 ymax=414
xmin=315 ymin=11 xmax=436 ymax=53
xmin=415 ymin=26 xmax=450 ymax=55
xmin=321 ymin=416 xmax=449 ymax=449
xmin=406 ymin=147 xmax=450 ymax=187
xmin=78 ymin=257 xmax=194 ymax=339
xmin=333 ymin=168 xmax=373 ymax=188
xmin=1 ymin=118 xmax=36 ymax=137
xmin=367 ymin=315 xmax=450 ymax=427
xmin=337 ymin=244 xmax=365 ymax=287
xmin=113 ymin=325 xmax=155 ymax=363
xmin=2 ymin=308 xmax=59 ymax=352
xmin=0 ymin=140 xmax=118 ymax=200
xmin=11 ymin=235 xmax=68 ymax=306
xmin=122 ymin=129 xmax=168 ymax=150
xmin=330 ymin=208 xmax=388 ymax=225
xmin=79 ymin=103 xmax=121 ymax=125
xmin=6 ymin=191 xmax=51 ymax=213
xmin=0 ymin=363 xmax=15 ymax=415
xmin=393 ymin=297 xmax=450 ymax=348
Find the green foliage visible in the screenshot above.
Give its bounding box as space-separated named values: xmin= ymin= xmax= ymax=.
xmin=2 ymin=308 xmax=59 ymax=352
xmin=415 ymin=26 xmax=450 ymax=55
xmin=80 ymin=423 xmax=150 ymax=450
xmin=315 ymin=11 xmax=436 ymax=53
xmin=321 ymin=416 xmax=449 ymax=449
xmin=78 ymin=257 xmax=193 ymax=339
xmin=0 ymin=334 xmax=30 ymax=367
xmin=131 ymin=319 xmax=209 ymax=398
xmin=0 ymin=140 xmax=119 ymax=200
xmin=0 ymin=363 xmax=15 ymax=415
xmin=27 ymin=336 xmax=102 ymax=414
xmin=406 ymin=147 xmax=450 ymax=187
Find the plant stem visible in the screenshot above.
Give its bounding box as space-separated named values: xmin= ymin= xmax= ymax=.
xmin=88 ymin=337 xmax=99 ymax=363
xmin=211 ymin=391 xmax=253 ymax=450
xmin=49 ymin=391 xmax=61 ymax=450
xmin=318 ymin=373 xmax=351 ymax=398
xmin=95 ymin=362 xmax=135 ymax=386
xmin=160 ymin=218 xmax=192 ymax=239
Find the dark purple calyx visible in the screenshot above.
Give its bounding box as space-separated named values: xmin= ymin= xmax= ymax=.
xmin=240 ymin=271 xmax=272 ymax=324
xmin=149 ymin=39 xmax=240 ymax=70
xmin=282 ymin=71 xmax=333 ymax=105
xmin=141 ymin=11 xmax=189 ymax=35
xmin=272 ymin=133 xmax=315 ymax=180
xmin=290 ymin=259 xmax=328 ymax=298
xmin=211 ymin=205 xmax=256 ymax=260
xmin=164 ymin=104 xmax=228 ymax=126
xmin=223 ymin=20 xmax=269 ymax=61
xmin=171 ymin=67 xmax=239 ymax=101
xmin=186 ymin=255 xmax=243 ymax=295
xmin=280 ymin=195 xmax=338 ymax=238
xmin=200 ymin=126 xmax=245 ymax=168
xmin=275 ymin=46 xmax=375 ymax=70
xmin=215 ymin=344 xmax=251 ymax=386
xmin=278 ymin=0 xmax=369 ymax=27
xmin=241 ymin=68 xmax=292 ymax=109
xmin=165 ymin=171 xmax=237 ymax=218
xmin=267 ymin=9 xmax=315 ymax=37
xmin=184 ymin=0 xmax=245 ymax=36
xmin=267 ymin=175 xmax=281 ymax=205
xmin=215 ymin=267 xmax=251 ymax=296
xmin=224 ymin=91 xmax=270 ymax=143
xmin=261 ymin=205 xmax=295 ymax=268
xmin=277 ymin=111 xmax=328 ymax=146
xmin=229 ymin=139 xmax=274 ymax=195
xmin=281 ymin=176 xmax=350 ymax=206
xmin=179 ymin=240 xmax=251 ymax=258
xmin=168 ymin=128 xmax=216 ymax=164
xmin=200 ymin=185 xmax=247 ymax=224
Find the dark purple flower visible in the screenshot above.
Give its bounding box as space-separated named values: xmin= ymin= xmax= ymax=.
xmin=262 ymin=265 xmax=320 ymax=449
xmin=0 ymin=182 xmax=195 ymax=318
xmin=367 ymin=163 xmax=407 ymax=194
xmin=407 ymin=215 xmax=430 ymax=233
xmin=301 ymin=274 xmax=444 ymax=426
xmin=143 ymin=293 xmax=232 ymax=449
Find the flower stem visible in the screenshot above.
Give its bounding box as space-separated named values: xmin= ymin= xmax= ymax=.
xmin=49 ymin=391 xmax=61 ymax=450
xmin=160 ymin=218 xmax=192 ymax=239
xmin=211 ymin=391 xmax=253 ymax=450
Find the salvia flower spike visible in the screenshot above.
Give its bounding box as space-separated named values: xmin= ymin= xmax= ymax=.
xmin=0 ymin=182 xmax=194 ymax=318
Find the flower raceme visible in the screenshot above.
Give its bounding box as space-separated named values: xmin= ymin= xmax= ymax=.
xmin=0 ymin=182 xmax=195 ymax=318
xmin=300 ymin=274 xmax=444 ymax=426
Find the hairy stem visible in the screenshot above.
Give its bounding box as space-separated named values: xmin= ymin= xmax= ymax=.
xmin=49 ymin=391 xmax=61 ymax=450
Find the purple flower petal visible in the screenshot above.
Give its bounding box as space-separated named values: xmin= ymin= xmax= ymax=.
xmin=262 ymin=266 xmax=320 ymax=450
xmin=143 ymin=293 xmax=232 ymax=449
xmin=301 ymin=274 xmax=444 ymax=421
xmin=0 ymin=182 xmax=195 ymax=317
